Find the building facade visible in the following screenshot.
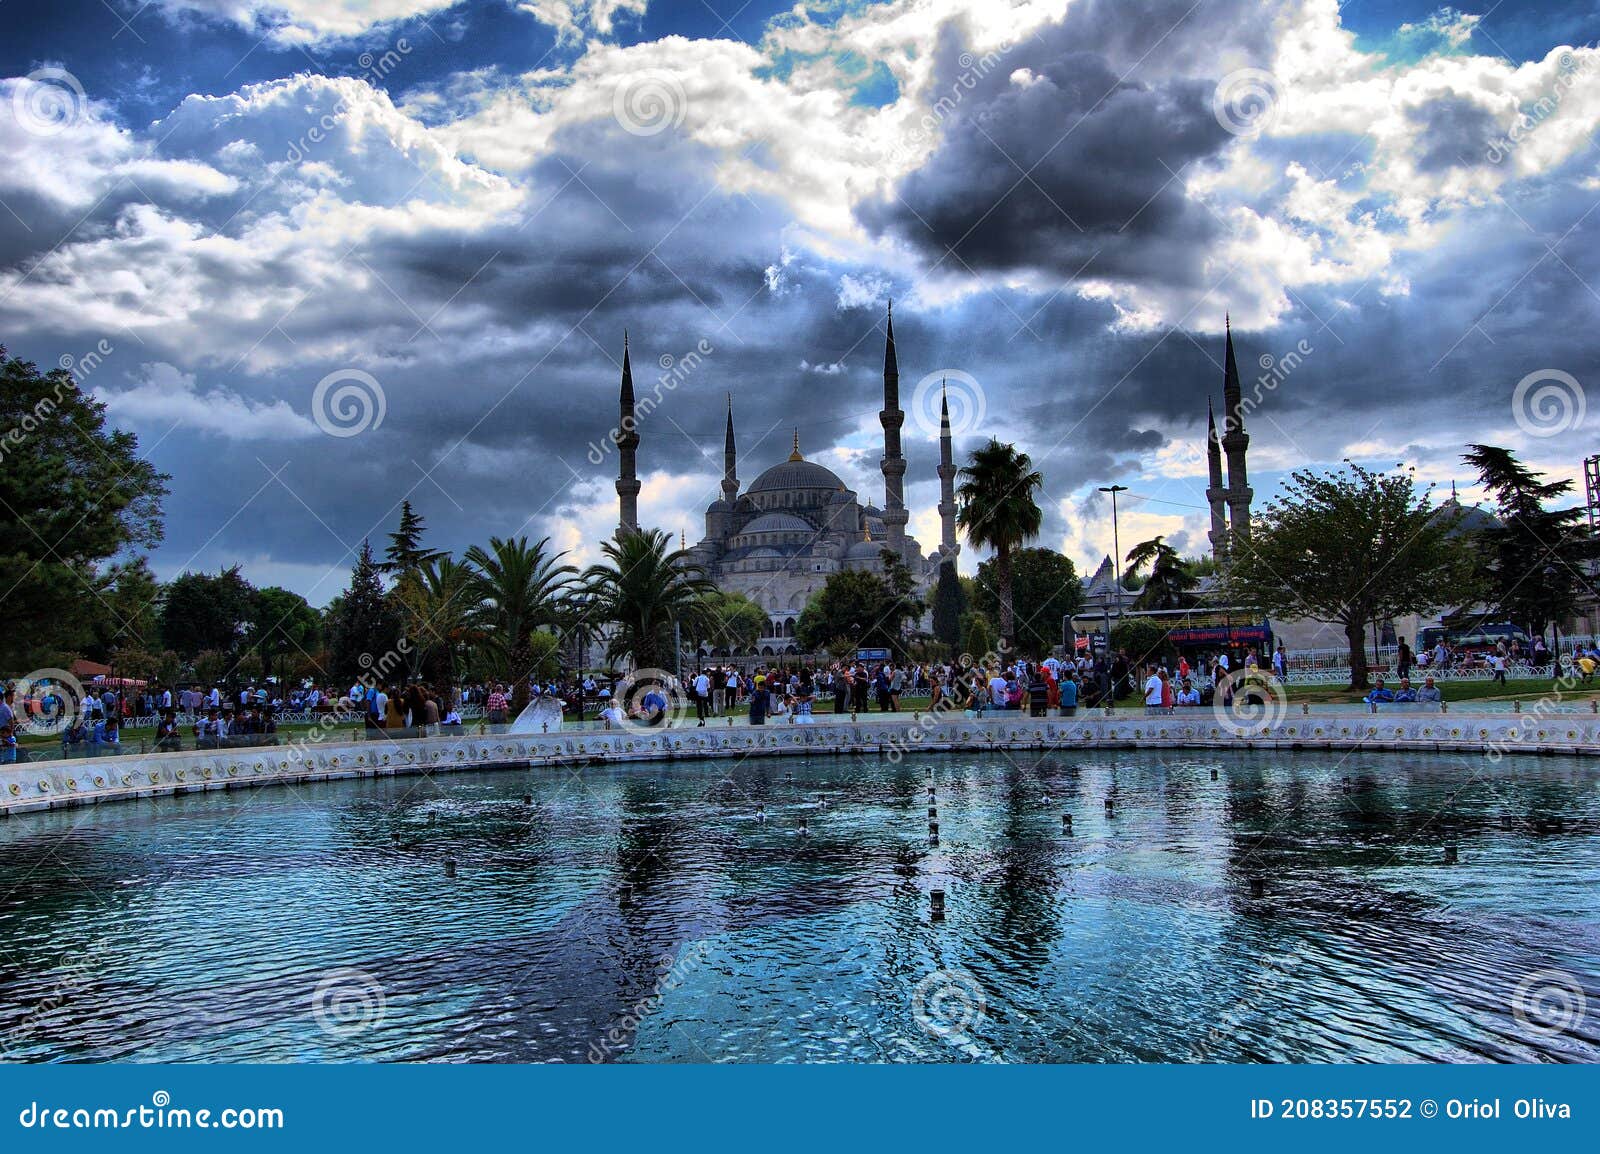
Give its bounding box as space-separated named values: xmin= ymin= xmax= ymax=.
xmin=615 ymin=307 xmax=958 ymax=655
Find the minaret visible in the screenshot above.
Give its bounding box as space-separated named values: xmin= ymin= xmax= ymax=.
xmin=721 ymin=394 xmax=738 ymax=504
xmin=937 ymin=380 xmax=958 ymax=560
xmin=615 ymin=332 xmax=640 ymax=538
xmin=1205 ymin=397 xmax=1229 ymax=563
xmin=1221 ymin=315 xmax=1253 ymax=546
xmin=879 ymin=301 xmax=909 ymax=556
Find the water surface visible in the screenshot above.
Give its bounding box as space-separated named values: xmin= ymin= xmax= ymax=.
xmin=0 ymin=750 xmax=1595 ymax=1063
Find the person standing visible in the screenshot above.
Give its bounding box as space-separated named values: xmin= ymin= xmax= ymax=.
xmin=693 ymin=668 xmax=712 ymax=726
xmin=748 ymin=676 xmax=769 ymax=725
xmin=1143 ymin=665 xmax=1164 ymax=714
xmin=1488 ymin=650 xmax=1508 ymax=686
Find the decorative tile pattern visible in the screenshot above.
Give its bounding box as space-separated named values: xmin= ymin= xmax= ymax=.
xmin=4 ymin=712 xmax=1597 ymax=814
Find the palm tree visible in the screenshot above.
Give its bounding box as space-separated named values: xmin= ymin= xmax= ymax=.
xmin=1125 ymin=536 xmax=1197 ymax=610
xmin=394 ymin=557 xmax=483 ymax=687
xmin=956 ymin=439 xmax=1043 ymax=648
xmin=582 ymin=529 xmax=716 ymax=673
xmin=463 ymin=536 xmax=577 ymax=714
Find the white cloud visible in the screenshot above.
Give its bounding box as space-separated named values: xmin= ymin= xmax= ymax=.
xmin=149 ymin=1 xmax=465 ymax=44
xmin=95 ymin=362 xmax=321 ymax=440
xmin=1397 ymin=7 xmax=1481 ymax=52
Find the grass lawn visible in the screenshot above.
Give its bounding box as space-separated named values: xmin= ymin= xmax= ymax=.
xmin=1284 ymin=676 xmax=1600 ymax=706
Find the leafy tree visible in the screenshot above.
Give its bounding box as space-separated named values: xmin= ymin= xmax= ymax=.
xmin=973 ymin=546 xmax=1081 ymax=657
xmin=394 ymin=557 xmax=482 ymax=687
xmin=958 ymin=610 xmax=997 ymax=663
xmin=581 ymin=529 xmax=713 ymax=676
xmin=249 ymin=586 xmax=322 ymax=685
xmin=327 ymin=540 xmax=404 ymax=682
xmin=956 ymin=439 xmax=1043 ymax=647
xmin=0 ymin=346 xmax=168 ymax=670
xmin=1109 ymin=616 xmax=1174 ymax=667
xmin=1224 ymin=463 xmax=1471 ymax=689
xmin=794 ymin=554 xmax=923 ymax=658
xmin=689 ymin=590 xmax=765 ymax=657
xmin=381 ymin=500 xmax=446 ymax=577
xmin=1462 ymin=444 xmax=1600 ymax=646
xmin=105 ymin=644 xmax=179 ymax=687
xmin=527 ymin=630 xmax=562 ymax=683
xmin=192 ymin=649 xmax=232 ymax=687
xmin=466 ymin=535 xmax=577 ymax=713
xmin=159 ymin=567 xmax=257 ymax=660
xmin=88 ymin=558 xmax=163 ymax=661
xmin=1125 ymin=536 xmax=1197 ymax=610
xmin=930 ymin=561 xmax=966 ymax=648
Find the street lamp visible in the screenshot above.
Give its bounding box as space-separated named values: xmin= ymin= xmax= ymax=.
xmin=1098 ymin=484 xmax=1129 ymax=622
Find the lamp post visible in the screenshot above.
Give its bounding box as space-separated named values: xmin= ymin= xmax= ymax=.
xmin=1098 ymin=484 xmax=1129 ymax=622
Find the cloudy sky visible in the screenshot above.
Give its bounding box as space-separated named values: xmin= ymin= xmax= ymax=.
xmin=2 ymin=0 xmax=1597 ymax=604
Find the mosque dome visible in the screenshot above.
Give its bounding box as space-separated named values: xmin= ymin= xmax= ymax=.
xmin=740 ymin=512 xmax=814 ymax=534
xmin=746 ymin=429 xmax=844 ymax=494
xmin=747 ymin=458 xmax=845 ymax=494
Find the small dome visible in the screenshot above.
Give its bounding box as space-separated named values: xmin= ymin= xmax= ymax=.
xmin=847 ymin=539 xmax=883 ymax=560
xmin=739 ymin=512 xmax=813 ymax=534
xmin=706 ymin=498 xmax=732 ymax=513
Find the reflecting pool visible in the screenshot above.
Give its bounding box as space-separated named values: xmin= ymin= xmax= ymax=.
xmin=0 ymin=750 xmax=1596 ymax=1062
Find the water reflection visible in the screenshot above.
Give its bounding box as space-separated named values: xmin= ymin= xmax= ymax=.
xmin=0 ymin=750 xmax=1594 ymax=1063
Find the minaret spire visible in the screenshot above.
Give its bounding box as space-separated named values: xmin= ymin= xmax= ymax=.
xmin=937 ymin=378 xmax=958 ymax=560
xmin=1220 ymin=317 xmax=1253 ymax=548
xmin=879 ymin=302 xmax=908 ymax=555
xmin=1205 ymin=396 xmax=1229 ymax=563
xmin=615 ymin=333 xmax=640 ymax=538
xmin=721 ymin=394 xmax=738 ymax=503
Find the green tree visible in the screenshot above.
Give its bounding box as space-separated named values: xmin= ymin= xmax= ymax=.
xmin=794 ymin=553 xmax=923 ymax=657
xmin=0 ymin=346 xmax=168 ymax=670
xmin=327 ymin=540 xmax=404 ymax=682
xmin=689 ymin=590 xmax=765 ymax=658
xmin=381 ymin=500 xmax=446 ymax=577
xmin=89 ymin=558 xmax=163 ymax=660
xmin=1110 ymin=616 xmax=1173 ymax=668
xmin=1125 ymin=536 xmax=1197 ymax=610
xmin=972 ymin=546 xmax=1080 ymax=657
xmin=1462 ymin=444 xmax=1599 ymax=646
xmin=250 ymin=586 xmax=322 ymax=685
xmin=956 ymin=439 xmax=1043 ymax=648
xmin=527 ymin=630 xmax=562 ymax=683
xmin=1224 ymin=463 xmax=1471 ymax=690
xmin=466 ymin=536 xmax=577 ymax=713
xmin=582 ymin=529 xmax=714 ymax=676
xmin=930 ymin=561 xmax=965 ymax=648
xmin=159 ymin=567 xmax=258 ymax=660
xmin=394 ymin=557 xmax=482 ymax=687
xmin=192 ymin=649 xmax=233 ymax=688
xmin=958 ymin=610 xmax=997 ymax=662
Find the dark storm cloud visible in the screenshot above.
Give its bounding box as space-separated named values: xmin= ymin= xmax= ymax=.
xmin=1409 ymin=94 xmax=1501 ymax=171
xmin=859 ymin=0 xmax=1290 ymax=285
